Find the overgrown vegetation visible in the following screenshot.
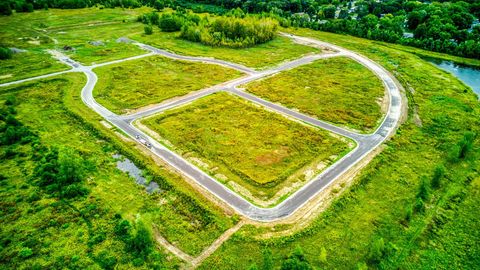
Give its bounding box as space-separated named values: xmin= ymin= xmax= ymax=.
xmin=0 ymin=73 xmax=235 ymax=268
xmin=180 ymin=0 xmax=480 ymax=60
xmin=140 ymin=9 xmax=278 ymax=48
xmin=0 ymin=47 xmax=13 ymax=60
xmin=198 ymin=28 xmax=480 ymax=270
xmin=244 ymin=56 xmax=385 ymax=132
xmin=93 ymin=55 xmax=242 ymax=114
xmin=141 ymin=92 xmax=352 ymax=204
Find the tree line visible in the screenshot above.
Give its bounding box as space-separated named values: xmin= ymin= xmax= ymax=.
xmin=178 ymin=0 xmax=480 ymax=59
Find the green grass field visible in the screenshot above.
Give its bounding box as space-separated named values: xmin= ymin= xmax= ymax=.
xmin=198 ymin=29 xmax=480 ymax=269
xmin=93 ymin=55 xmax=243 ymax=114
xmin=243 ymin=56 xmax=385 ymax=132
xmin=0 ymin=73 xmax=235 ymax=269
xmin=50 ymin=22 xmax=146 ymax=65
xmin=0 ymin=49 xmax=68 ymax=84
xmin=131 ymin=31 xmax=320 ymax=70
xmin=141 ymin=92 xmax=351 ymax=204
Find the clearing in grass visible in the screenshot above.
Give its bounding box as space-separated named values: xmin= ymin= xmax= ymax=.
xmin=140 ymin=92 xmax=352 ymax=206
xmin=93 ymin=55 xmax=243 ymax=114
xmin=243 ymin=56 xmax=385 ymax=133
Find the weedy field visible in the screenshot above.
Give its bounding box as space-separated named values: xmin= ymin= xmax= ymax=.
xmin=243 ymin=56 xmax=385 ymax=133
xmin=0 ymin=73 xmax=236 ymax=268
xmin=93 ymin=55 xmax=242 ymax=114
xmin=197 ymin=28 xmax=480 ymax=270
xmin=1 ymin=6 xmax=479 ymax=270
xmin=140 ymin=92 xmax=352 ymax=205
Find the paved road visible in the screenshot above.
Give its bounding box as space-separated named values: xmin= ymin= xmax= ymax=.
xmin=0 ymin=35 xmax=402 ymax=221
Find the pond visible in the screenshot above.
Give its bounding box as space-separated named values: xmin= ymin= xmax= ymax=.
xmin=113 ymin=154 xmax=160 ymax=194
xmin=424 ymin=57 xmax=480 ymax=98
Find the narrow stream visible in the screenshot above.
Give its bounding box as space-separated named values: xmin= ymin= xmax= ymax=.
xmin=424 ymin=57 xmax=480 ymax=98
xmin=113 ymin=154 xmax=160 ymax=194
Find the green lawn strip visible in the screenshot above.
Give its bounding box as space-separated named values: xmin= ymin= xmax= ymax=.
xmin=93 ymin=55 xmax=243 ymax=114
xmin=130 ymin=31 xmax=320 ymax=70
xmin=0 ymin=73 xmax=235 ymax=259
xmin=198 ymin=29 xmax=480 ymax=269
xmin=243 ymin=56 xmax=384 ymax=133
xmin=141 ymin=92 xmax=352 ymax=204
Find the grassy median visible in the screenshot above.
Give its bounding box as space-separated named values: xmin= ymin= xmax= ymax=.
xmin=141 ymin=92 xmax=352 ymax=204
xmin=93 ymin=55 xmax=243 ymax=114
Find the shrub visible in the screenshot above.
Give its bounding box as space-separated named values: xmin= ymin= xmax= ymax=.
xmin=144 ymin=24 xmax=153 ymax=35
xmin=280 ymin=246 xmax=313 ymax=270
xmin=0 ymin=1 xmax=12 ymax=15
xmin=158 ymin=13 xmax=184 ymax=32
xmin=431 ymin=164 xmax=446 ymax=189
xmin=114 ymin=219 xmax=132 ymax=241
xmin=18 ymin=247 xmax=33 ymax=258
xmin=0 ymin=47 xmax=13 ymax=60
xmin=416 ymin=176 xmax=430 ymax=201
xmin=96 ymin=250 xmax=117 ymax=270
xmin=128 ymin=221 xmax=153 ymax=259
xmin=368 ymin=238 xmax=385 ymax=264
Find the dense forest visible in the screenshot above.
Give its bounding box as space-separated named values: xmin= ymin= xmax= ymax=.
xmin=2 ymin=0 xmax=478 ymax=58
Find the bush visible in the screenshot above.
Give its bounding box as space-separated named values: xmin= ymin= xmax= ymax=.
xmin=18 ymin=247 xmax=33 ymax=258
xmin=128 ymin=221 xmax=153 ymax=259
xmin=0 ymin=47 xmax=13 ymax=60
xmin=280 ymin=246 xmax=313 ymax=270
xmin=368 ymin=238 xmax=385 ymax=264
xmin=144 ymin=24 xmax=153 ymax=35
xmin=180 ymin=16 xmax=278 ymax=48
xmin=431 ymin=164 xmax=446 ymax=189
xmin=158 ymin=13 xmax=184 ymax=32
xmin=0 ymin=2 xmax=12 ymax=16
xmin=416 ymin=176 xmax=430 ymax=201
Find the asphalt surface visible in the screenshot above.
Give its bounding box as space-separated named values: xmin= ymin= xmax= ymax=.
xmin=0 ymin=35 xmax=402 ymax=222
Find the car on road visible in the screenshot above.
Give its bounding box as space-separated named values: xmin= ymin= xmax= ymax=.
xmin=136 ymin=135 xmax=152 ymax=148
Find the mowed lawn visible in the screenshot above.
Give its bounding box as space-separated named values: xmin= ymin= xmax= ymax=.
xmin=243 ymin=57 xmax=385 ymax=132
xmin=93 ymin=55 xmax=243 ymax=114
xmin=132 ymin=32 xmax=320 ymax=70
xmin=142 ymin=92 xmax=351 ymax=202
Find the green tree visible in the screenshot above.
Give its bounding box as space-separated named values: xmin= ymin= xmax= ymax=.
xmin=280 ymin=246 xmax=313 ymax=270
xmin=0 ymin=1 xmax=12 ymax=15
xmin=129 ymin=221 xmax=154 ymax=259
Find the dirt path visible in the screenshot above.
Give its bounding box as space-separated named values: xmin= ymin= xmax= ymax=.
xmin=154 ymin=230 xmax=194 ymax=263
xmin=154 ymin=220 xmax=245 ymax=269
xmin=191 ymin=220 xmax=245 ymax=268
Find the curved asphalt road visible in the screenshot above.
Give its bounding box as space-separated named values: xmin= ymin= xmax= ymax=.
xmin=0 ymin=35 xmax=402 ymax=222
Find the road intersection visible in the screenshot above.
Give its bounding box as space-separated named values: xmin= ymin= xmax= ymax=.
xmin=0 ymin=34 xmax=403 ymax=221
